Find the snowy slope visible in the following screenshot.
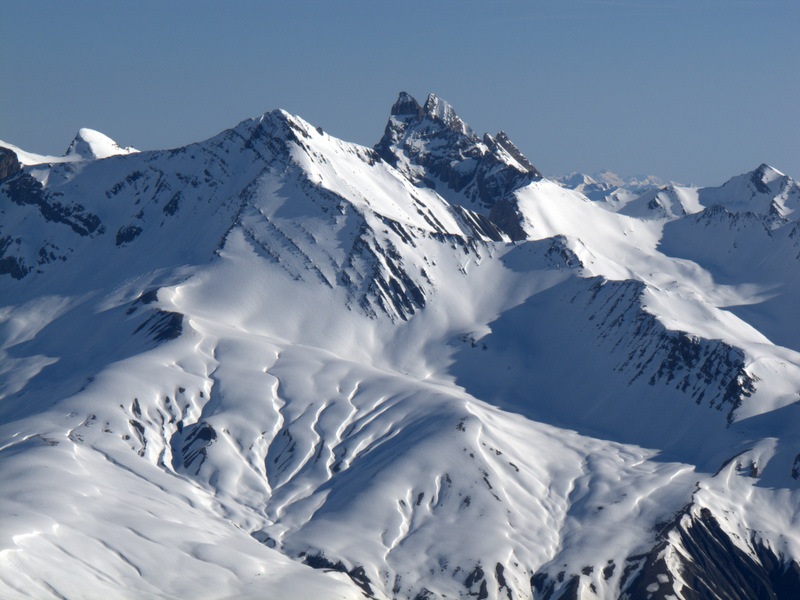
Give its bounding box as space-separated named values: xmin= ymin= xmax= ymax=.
xmin=1 ymin=93 xmax=799 ymax=600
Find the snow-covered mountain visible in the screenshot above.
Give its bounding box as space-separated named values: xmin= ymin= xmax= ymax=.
xmin=554 ymin=170 xmax=672 ymax=205
xmin=567 ymin=163 xmax=800 ymax=224
xmin=1 ymin=93 xmax=799 ymax=600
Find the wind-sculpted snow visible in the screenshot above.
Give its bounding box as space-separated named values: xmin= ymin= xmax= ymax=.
xmin=1 ymin=94 xmax=800 ymax=600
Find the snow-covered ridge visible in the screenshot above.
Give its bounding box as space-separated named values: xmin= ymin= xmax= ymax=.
xmin=1 ymin=94 xmax=800 ymax=600
xmin=1 ymin=128 xmax=137 ymax=167
xmin=560 ymin=163 xmax=800 ymax=225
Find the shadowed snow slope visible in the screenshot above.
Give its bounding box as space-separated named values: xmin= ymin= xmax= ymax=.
xmin=1 ymin=93 xmax=799 ymax=600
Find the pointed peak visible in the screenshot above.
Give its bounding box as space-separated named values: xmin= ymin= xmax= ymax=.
xmin=745 ymin=163 xmax=786 ymax=196
xmin=65 ymin=128 xmax=137 ymax=160
xmin=253 ymin=108 xmax=295 ymax=130
xmin=753 ymin=163 xmax=784 ymax=180
xmin=421 ymin=94 xmax=473 ymax=137
xmin=423 ymin=94 xmax=456 ymax=123
xmin=390 ymin=92 xmax=422 ymax=117
xmin=490 ymin=131 xmax=540 ymax=176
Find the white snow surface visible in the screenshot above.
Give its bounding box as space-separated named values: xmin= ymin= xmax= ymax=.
xmin=0 ymin=139 xmax=82 ymax=166
xmin=1 ymin=103 xmax=800 ymax=600
xmin=1 ymin=129 xmax=137 ymax=167
xmin=64 ymin=127 xmax=138 ymax=160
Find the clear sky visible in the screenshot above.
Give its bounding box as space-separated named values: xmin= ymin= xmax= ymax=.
xmin=2 ymin=0 xmax=798 ymax=186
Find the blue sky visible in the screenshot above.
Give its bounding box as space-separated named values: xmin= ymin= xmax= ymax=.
xmin=2 ymin=0 xmax=798 ymax=185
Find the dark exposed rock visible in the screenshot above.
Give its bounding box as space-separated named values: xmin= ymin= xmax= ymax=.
xmin=621 ymin=506 xmax=800 ymax=600
xmin=302 ymin=553 xmax=375 ymax=597
xmin=496 ymin=563 xmax=513 ymax=600
xmin=557 ymin=576 xmax=580 ymax=600
xmin=338 ymin=220 xmax=429 ymax=322
xmin=465 ymin=564 xmax=485 ymax=589
xmin=751 ymin=164 xmax=774 ymax=195
xmin=0 ymin=255 xmax=28 ymax=279
xmin=0 ymin=147 xmax=22 ymax=182
xmin=525 ymin=487 xmax=797 ymax=599
xmin=163 ymin=192 xmax=181 ymax=215
xmin=465 ymin=564 xmax=490 ymax=599
xmin=3 ymin=170 xmax=102 ymax=236
xmin=133 ymin=310 xmax=183 ymax=342
xmin=375 ymin=92 xmax=541 ymax=236
xmin=488 ymin=197 xmax=527 ymax=241
xmin=412 ymin=589 xmax=435 ymax=600
xmin=529 ymin=571 xmax=580 ymax=600
xmin=580 ymin=278 xmax=756 ymax=421
xmin=449 ymin=204 xmax=507 ymax=241
xmin=115 ymin=225 xmax=143 ymax=246
xmin=170 ymin=421 xmax=217 ymax=472
xmin=0 ymin=234 xmax=29 ymax=279
xmin=137 ymin=289 xmax=160 ymax=305
xmin=390 ymin=91 xmax=423 ymax=118
xmin=492 ymin=131 xmax=539 ymax=175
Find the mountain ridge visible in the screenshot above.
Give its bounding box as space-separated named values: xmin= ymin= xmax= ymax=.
xmin=1 ymin=93 xmax=800 ymax=600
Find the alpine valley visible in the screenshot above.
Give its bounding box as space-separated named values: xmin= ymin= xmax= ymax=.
xmin=2 ymin=93 xmax=800 ymax=600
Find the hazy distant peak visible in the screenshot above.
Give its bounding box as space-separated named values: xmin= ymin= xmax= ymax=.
xmin=751 ymin=163 xmax=786 ymax=191
xmin=754 ymin=162 xmax=783 ymax=177
xmin=593 ymin=170 xmax=669 ymax=189
xmin=65 ymin=128 xmax=138 ymax=160
xmin=557 ymin=172 xmax=599 ymax=187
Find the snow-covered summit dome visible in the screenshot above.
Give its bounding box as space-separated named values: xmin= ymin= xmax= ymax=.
xmin=64 ymin=128 xmax=138 ymax=160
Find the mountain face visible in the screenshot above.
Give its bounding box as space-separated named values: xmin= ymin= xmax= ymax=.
xmin=376 ymin=93 xmax=541 ymax=239
xmin=1 ymin=93 xmax=800 ymax=600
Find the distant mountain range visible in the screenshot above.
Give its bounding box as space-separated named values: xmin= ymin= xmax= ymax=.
xmin=1 ymin=92 xmax=799 ymax=600
xmin=554 ymin=170 xmax=673 ymax=200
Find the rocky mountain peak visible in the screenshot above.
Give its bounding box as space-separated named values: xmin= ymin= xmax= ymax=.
xmin=751 ymin=163 xmax=785 ymax=193
xmin=489 ymin=130 xmax=540 ymax=175
xmin=390 ymin=91 xmax=423 ymax=117
xmin=375 ymin=92 xmax=541 ymax=219
xmin=421 ymin=93 xmax=473 ymax=136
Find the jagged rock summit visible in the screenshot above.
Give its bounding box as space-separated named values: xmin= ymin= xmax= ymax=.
xmin=1 ymin=94 xmax=800 ymax=600
xmin=376 ymin=92 xmax=542 ymax=216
